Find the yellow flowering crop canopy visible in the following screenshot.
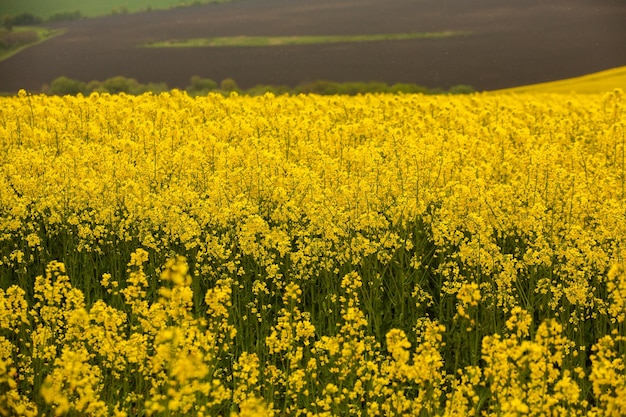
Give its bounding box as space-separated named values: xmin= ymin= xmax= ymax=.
xmin=0 ymin=89 xmax=625 ymax=416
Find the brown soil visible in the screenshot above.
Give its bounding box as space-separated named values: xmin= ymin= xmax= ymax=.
xmin=1 ymin=0 xmax=625 ymax=92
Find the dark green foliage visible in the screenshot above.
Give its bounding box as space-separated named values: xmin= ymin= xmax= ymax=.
xmin=88 ymin=78 xmax=169 ymax=94
xmin=293 ymin=80 xmax=343 ymax=95
xmin=47 ymin=76 xmax=88 ymax=95
xmin=448 ymin=84 xmax=476 ymax=94
xmin=85 ymin=80 xmax=108 ymax=93
xmin=293 ymin=80 xmax=392 ymax=95
xmin=4 ymin=13 xmax=43 ymax=27
xmin=245 ymin=84 xmax=291 ymax=96
xmin=39 ymin=75 xmax=476 ymax=96
xmin=187 ymin=75 xmax=218 ymax=95
xmin=101 ymin=76 xmax=140 ymax=94
xmin=292 ymin=80 xmax=474 ymax=96
xmin=340 ymin=81 xmax=390 ymax=94
xmin=220 ymin=77 xmax=239 ymax=92
xmin=389 ymin=83 xmax=431 ymax=94
xmin=137 ymin=81 xmax=170 ymax=94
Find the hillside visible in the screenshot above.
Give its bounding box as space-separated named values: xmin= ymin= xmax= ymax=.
xmin=0 ymin=0 xmax=625 ymax=92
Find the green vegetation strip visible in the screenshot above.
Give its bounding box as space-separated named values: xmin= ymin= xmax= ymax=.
xmin=143 ymin=31 xmax=468 ymax=48
xmin=0 ymin=0 xmax=232 ymax=19
xmin=0 ymin=27 xmax=64 ymax=62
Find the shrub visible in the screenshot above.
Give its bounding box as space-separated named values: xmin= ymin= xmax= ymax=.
xmin=389 ymin=83 xmax=431 ymax=94
xmin=220 ymin=77 xmax=239 ymax=92
xmin=47 ymin=76 xmax=87 ymax=95
xmin=187 ymin=76 xmax=218 ymax=94
xmin=37 ymin=75 xmax=475 ymax=97
xmin=448 ymin=84 xmax=476 ymax=94
xmin=294 ymin=80 xmax=343 ymax=95
xmin=245 ymin=84 xmax=290 ymax=96
xmin=101 ymin=76 xmax=140 ymax=94
xmin=347 ymin=81 xmax=390 ymax=94
xmin=136 ymin=82 xmax=170 ymax=94
xmin=321 ymin=81 xmax=386 ymax=95
xmin=8 ymin=13 xmax=43 ymax=26
xmin=86 ymin=80 xmax=106 ymax=93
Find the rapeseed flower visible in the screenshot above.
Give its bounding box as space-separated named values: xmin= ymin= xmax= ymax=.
xmin=0 ymin=90 xmax=624 ymax=415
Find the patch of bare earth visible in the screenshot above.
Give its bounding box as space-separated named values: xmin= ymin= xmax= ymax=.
xmin=0 ymin=0 xmax=625 ymax=92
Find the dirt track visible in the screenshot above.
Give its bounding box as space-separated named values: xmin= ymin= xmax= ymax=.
xmin=1 ymin=0 xmax=625 ymax=92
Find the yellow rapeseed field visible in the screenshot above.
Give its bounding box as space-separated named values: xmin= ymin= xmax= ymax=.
xmin=493 ymin=65 xmax=626 ymax=94
xmin=0 ymin=89 xmax=625 ymax=416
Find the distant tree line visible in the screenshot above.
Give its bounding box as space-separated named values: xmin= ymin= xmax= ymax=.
xmin=43 ymin=76 xmax=169 ymax=96
xmin=2 ymin=11 xmax=82 ymax=30
xmin=42 ymin=75 xmax=476 ymax=96
xmin=2 ymin=13 xmax=42 ymax=30
xmin=2 ymin=2 xmax=232 ymax=27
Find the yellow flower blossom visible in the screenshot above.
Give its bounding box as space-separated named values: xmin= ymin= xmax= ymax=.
xmin=0 ymin=90 xmax=625 ymax=415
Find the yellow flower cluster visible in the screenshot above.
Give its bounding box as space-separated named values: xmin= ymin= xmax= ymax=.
xmin=0 ymin=89 xmax=625 ymax=415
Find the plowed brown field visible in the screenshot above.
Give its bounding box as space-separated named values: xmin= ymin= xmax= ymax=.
xmin=1 ymin=0 xmax=625 ymax=92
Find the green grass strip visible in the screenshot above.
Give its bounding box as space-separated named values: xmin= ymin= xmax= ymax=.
xmin=0 ymin=27 xmax=64 ymax=62
xmin=143 ymin=31 xmax=468 ymax=48
xmin=0 ymin=0 xmax=233 ymax=19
